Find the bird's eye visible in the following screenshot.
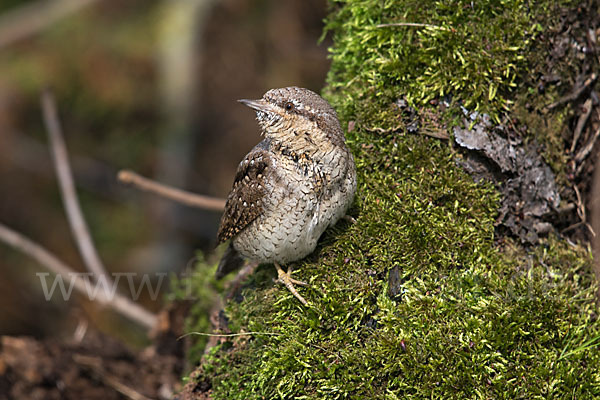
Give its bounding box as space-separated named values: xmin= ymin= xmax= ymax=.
xmin=284 ymin=102 xmax=294 ymax=111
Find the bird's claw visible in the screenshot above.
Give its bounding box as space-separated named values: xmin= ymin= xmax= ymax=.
xmin=274 ymin=262 xmax=309 ymax=305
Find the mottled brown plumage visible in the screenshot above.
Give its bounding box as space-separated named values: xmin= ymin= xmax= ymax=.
xmin=216 ymin=87 xmax=357 ymax=304
xmin=217 ymin=147 xmax=270 ymax=243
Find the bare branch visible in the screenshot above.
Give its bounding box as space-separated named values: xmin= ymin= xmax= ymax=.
xmin=0 ymin=0 xmax=100 ymax=49
xmin=41 ymin=90 xmax=110 ymax=281
xmin=118 ymin=169 xmax=226 ymax=211
xmin=575 ymin=109 xmax=600 ymax=164
xmin=0 ymin=222 xmax=156 ymax=329
xmin=575 ymin=126 xmax=600 ymax=164
xmin=570 ymin=97 xmax=593 ymax=153
xmin=546 ymin=73 xmax=597 ymax=111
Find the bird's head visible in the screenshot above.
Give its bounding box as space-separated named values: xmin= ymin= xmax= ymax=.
xmin=238 ymin=87 xmax=345 ymax=152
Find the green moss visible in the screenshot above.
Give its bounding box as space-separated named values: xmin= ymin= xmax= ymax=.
xmin=201 ymin=135 xmax=600 ymax=398
xmin=183 ymin=1 xmax=600 ymax=398
xmin=326 ymin=0 xmax=524 ymax=119
xmin=322 ymin=0 xmax=575 ymax=122
xmin=170 ymin=251 xmax=228 ymax=364
xmin=512 ymin=92 xmax=571 ymax=185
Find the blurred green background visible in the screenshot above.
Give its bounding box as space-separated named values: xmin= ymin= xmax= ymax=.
xmin=0 ymin=0 xmax=330 ymax=340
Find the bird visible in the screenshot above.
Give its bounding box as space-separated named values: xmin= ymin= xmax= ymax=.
xmin=215 ymin=86 xmax=357 ymax=305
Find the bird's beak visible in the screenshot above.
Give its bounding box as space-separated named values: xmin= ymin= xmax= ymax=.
xmin=238 ymin=98 xmax=277 ymax=114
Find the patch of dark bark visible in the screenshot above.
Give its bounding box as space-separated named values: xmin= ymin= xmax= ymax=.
xmin=454 ymin=1 xmax=600 ymax=245
xmin=454 ymin=111 xmax=560 ymax=244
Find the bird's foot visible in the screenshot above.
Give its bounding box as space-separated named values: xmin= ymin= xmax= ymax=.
xmin=274 ymin=262 xmax=308 ymax=306
xmin=342 ymin=215 xmax=357 ymax=224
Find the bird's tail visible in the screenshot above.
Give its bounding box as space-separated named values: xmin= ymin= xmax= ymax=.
xmin=215 ymin=242 xmax=245 ymax=279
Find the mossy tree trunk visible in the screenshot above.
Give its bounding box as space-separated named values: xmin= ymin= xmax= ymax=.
xmin=179 ymin=1 xmax=600 ymax=398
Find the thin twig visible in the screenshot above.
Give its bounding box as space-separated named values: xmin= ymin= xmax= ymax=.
xmin=73 ymin=318 xmax=88 ymax=343
xmin=10 ymin=134 xmax=118 ymax=197
xmin=570 ymin=97 xmax=593 ymax=153
xmin=225 ymin=261 xmax=258 ymax=300
xmin=0 ymin=222 xmax=156 ymax=329
xmin=573 ymin=183 xmax=586 ymax=222
xmin=546 ymin=73 xmax=597 ymax=111
xmin=0 ymin=0 xmax=100 ymax=49
xmin=179 ymin=331 xmax=282 ymax=340
xmin=561 ymin=221 xmax=584 ymax=234
xmin=570 ymin=183 xmax=595 ymax=236
xmin=575 ymin=126 xmax=600 ymax=163
xmin=364 ymin=124 xmax=404 ymax=134
xmin=587 ymin=223 xmax=597 ymax=238
xmin=420 ymin=129 xmax=450 ymax=140
xmin=118 ymin=169 xmax=226 ymax=211
xmin=376 ymin=22 xmax=450 ymax=31
xmin=41 ymin=90 xmax=110 ymax=282
xmin=575 ymin=108 xmax=600 ymax=164
xmin=557 ymin=203 xmax=577 ymax=214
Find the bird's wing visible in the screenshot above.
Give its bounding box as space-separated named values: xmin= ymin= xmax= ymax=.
xmin=217 ymin=147 xmax=271 ymax=243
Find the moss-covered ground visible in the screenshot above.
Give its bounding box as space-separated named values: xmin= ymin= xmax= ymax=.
xmin=179 ymin=0 xmax=600 ymax=398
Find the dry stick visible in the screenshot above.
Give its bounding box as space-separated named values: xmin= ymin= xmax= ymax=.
xmin=573 ymin=183 xmax=586 ymax=222
xmin=118 ymin=169 xmax=226 ymax=211
xmin=575 ymin=126 xmax=600 ymax=164
xmin=546 ymin=73 xmax=598 ymax=111
xmin=0 ymin=222 xmax=156 ymax=329
xmin=40 ymin=91 xmax=156 ymax=329
xmin=41 ymin=90 xmax=110 ymax=283
xmin=557 ymin=203 xmax=577 ymax=214
xmin=573 ymin=183 xmax=595 ymax=237
xmin=575 ymin=109 xmax=600 ymax=164
xmin=570 ymin=97 xmax=593 ymax=153
xmin=0 ymin=0 xmax=100 ymax=49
